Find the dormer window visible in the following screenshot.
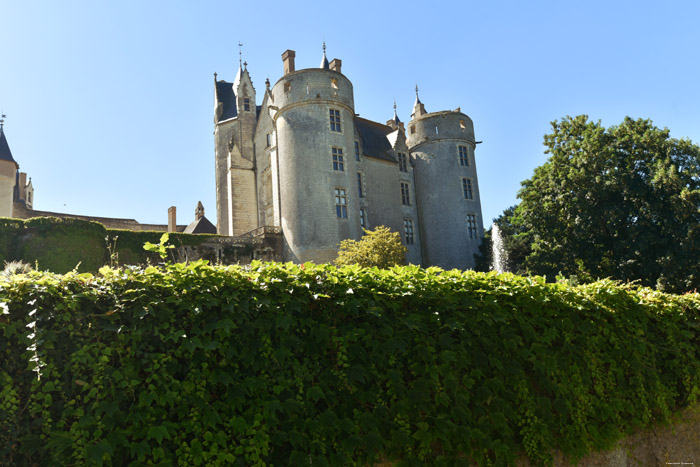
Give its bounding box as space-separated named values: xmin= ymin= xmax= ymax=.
xmin=243 ymin=98 xmax=251 ymax=111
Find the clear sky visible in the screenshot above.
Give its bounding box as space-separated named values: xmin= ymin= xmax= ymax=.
xmin=2 ymin=0 xmax=699 ymax=228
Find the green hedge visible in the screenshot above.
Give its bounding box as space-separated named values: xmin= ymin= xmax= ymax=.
xmin=1 ymin=262 xmax=699 ymax=465
xmin=0 ymin=217 xmax=223 ymax=273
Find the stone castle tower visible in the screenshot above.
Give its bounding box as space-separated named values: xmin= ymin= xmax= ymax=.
xmin=214 ymin=47 xmax=484 ymax=269
xmin=0 ymin=118 xmax=34 ymax=218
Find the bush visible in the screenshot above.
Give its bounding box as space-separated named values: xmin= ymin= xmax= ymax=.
xmin=1 ymin=264 xmax=699 ymax=465
xmin=335 ymin=226 xmax=406 ymax=268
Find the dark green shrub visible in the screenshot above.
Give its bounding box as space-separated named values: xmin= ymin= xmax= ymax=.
xmin=1 ymin=263 xmax=699 ymax=465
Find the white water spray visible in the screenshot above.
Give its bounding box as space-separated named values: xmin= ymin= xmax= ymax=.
xmin=491 ymin=223 xmax=508 ymax=273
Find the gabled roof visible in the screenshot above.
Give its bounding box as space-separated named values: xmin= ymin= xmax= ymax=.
xmin=354 ymin=117 xmax=396 ymax=163
xmin=215 ymin=80 xmax=238 ymax=122
xmin=0 ymin=129 xmax=18 ymax=167
xmin=184 ymin=215 xmax=217 ymax=234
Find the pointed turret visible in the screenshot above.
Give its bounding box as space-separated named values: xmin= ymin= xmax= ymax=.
xmin=0 ymin=117 xmax=19 ymax=217
xmin=386 ymin=101 xmax=404 ymax=130
xmin=0 ymin=119 xmax=18 ymax=168
xmin=411 ymin=85 xmax=427 ymax=119
xmin=320 ymin=42 xmax=329 ymax=69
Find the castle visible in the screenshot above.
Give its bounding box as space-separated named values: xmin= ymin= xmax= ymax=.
xmin=214 ymin=47 xmax=485 ymax=269
xmin=1 ymin=46 xmax=485 ymax=270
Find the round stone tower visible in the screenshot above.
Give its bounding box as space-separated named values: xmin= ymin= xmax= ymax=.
xmin=406 ymin=94 xmax=484 ymax=270
xmin=269 ymin=48 xmax=362 ymax=263
xmin=0 ymin=120 xmax=18 ymax=218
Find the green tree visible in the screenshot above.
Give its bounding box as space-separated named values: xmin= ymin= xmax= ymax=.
xmin=516 ymin=115 xmax=700 ymax=292
xmin=335 ymin=226 xmax=407 ymax=268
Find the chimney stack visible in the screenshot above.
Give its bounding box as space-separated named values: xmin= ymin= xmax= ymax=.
xmin=18 ymin=172 xmax=27 ymax=202
xmin=329 ymin=58 xmax=342 ymax=73
xmin=282 ymin=49 xmax=296 ymax=75
xmin=168 ymin=206 xmax=176 ymax=233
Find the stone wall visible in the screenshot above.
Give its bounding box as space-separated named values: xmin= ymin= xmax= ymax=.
xmin=0 ymin=161 xmax=15 ymax=218
xmin=12 ymin=202 xmax=186 ymax=232
xmin=516 ymin=405 xmax=700 ymax=466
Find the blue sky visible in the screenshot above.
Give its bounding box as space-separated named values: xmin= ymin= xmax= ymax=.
xmin=2 ymin=0 xmax=699 ymax=228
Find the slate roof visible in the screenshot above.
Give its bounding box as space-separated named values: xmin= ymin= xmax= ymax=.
xmin=0 ymin=129 xmax=18 ymax=166
xmin=354 ymin=117 xmax=396 ymax=163
xmin=184 ymin=215 xmax=217 ymax=234
xmin=215 ymin=80 xmax=238 ymax=122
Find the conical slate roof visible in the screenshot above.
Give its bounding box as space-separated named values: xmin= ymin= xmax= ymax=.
xmin=0 ymin=128 xmax=18 ymax=167
xmin=320 ymin=42 xmax=329 ymax=69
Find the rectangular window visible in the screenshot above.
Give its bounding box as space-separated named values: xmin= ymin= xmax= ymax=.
xmin=357 ymin=173 xmax=364 ymax=197
xmin=243 ymin=98 xmax=251 ymax=111
xmin=459 ymin=146 xmax=469 ymax=166
xmin=398 ymin=153 xmax=408 ymax=172
xmin=467 ymin=214 xmax=478 ymax=239
xmin=335 ymin=188 xmax=348 ymax=218
xmin=332 ymin=147 xmax=344 ymax=171
xmin=330 ymin=109 xmax=341 ymax=132
xmin=462 ymin=178 xmax=473 ymax=199
xmin=404 ymin=219 xmax=415 ymax=244
xmin=401 ymin=182 xmax=410 ymax=206
xmin=355 ymin=141 xmax=360 ymax=161
xmin=360 ymin=208 xmax=367 ymax=229
xmin=266 ymin=133 xmax=271 ymax=147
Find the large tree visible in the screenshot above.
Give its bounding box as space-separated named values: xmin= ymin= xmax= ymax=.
xmin=516 ymin=115 xmax=700 ymax=292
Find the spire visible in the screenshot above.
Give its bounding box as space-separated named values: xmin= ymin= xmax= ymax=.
xmin=393 ymin=101 xmax=401 ymax=125
xmin=320 ymin=41 xmax=329 ymax=69
xmin=0 ymin=114 xmax=18 ymax=167
xmin=411 ymin=85 xmax=427 ymax=119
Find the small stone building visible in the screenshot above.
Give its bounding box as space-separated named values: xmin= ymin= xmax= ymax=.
xmin=214 ymin=46 xmax=485 ymax=269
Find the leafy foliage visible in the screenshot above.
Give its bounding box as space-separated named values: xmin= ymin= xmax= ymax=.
xmin=511 ymin=115 xmax=700 ymax=293
xmin=335 ymin=226 xmax=407 ymax=268
xmin=143 ymin=233 xmax=175 ymax=261
xmin=0 ymin=217 xmax=221 ymax=272
xmin=1 ymin=262 xmax=699 ymax=465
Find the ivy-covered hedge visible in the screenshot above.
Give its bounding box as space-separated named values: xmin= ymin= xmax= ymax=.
xmin=1 ymin=262 xmax=699 ymax=465
xmin=0 ymin=217 xmax=222 ymax=273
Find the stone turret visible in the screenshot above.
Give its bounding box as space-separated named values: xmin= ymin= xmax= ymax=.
xmin=406 ymin=97 xmax=483 ymax=269
xmin=214 ymin=60 xmax=259 ymax=236
xmin=0 ymin=120 xmax=18 ymax=218
xmin=268 ymin=47 xmax=360 ymax=263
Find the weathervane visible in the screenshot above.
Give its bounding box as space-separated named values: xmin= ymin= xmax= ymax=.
xmin=0 ymin=112 xmax=5 ymax=131
xmin=238 ymin=41 xmax=243 ymax=67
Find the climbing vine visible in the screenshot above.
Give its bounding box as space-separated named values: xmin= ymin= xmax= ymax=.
xmin=1 ymin=263 xmax=699 ymax=465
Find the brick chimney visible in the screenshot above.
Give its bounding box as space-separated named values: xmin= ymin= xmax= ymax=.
xmin=282 ymin=50 xmax=296 ymax=75
xmin=168 ymin=206 xmax=176 ymax=233
xmin=18 ymin=172 xmax=27 ymax=202
xmin=329 ymin=58 xmax=342 ymax=73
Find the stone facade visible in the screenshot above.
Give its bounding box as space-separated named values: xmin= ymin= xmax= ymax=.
xmin=0 ymin=124 xmax=19 ymax=218
xmin=214 ymin=48 xmax=485 ymax=269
